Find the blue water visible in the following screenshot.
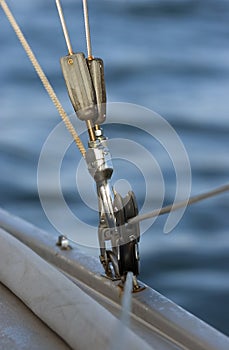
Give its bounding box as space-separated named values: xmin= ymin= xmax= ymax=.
xmin=1 ymin=0 xmax=229 ymax=336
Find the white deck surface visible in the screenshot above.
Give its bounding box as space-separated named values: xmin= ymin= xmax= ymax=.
xmin=0 ymin=283 xmax=71 ymax=350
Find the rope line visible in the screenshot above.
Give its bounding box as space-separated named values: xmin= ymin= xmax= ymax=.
xmin=129 ymin=183 xmax=229 ymax=225
xmin=0 ymin=0 xmax=86 ymax=158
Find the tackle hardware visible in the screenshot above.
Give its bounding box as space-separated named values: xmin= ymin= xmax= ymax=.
xmin=2 ymin=0 xmax=229 ymax=293
xmin=60 ymin=52 xmax=97 ymax=122
xmin=87 ymin=57 xmax=106 ymax=125
xmin=60 ymin=54 xmax=106 ymax=125
xmin=56 ymin=0 xmax=141 ymax=290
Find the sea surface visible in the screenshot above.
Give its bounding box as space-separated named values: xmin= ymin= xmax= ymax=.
xmin=0 ymin=0 xmax=229 ymax=336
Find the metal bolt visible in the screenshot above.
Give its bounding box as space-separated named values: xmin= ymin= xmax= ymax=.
xmin=95 ymin=129 xmax=102 ymax=137
xmin=56 ymin=235 xmax=71 ymax=250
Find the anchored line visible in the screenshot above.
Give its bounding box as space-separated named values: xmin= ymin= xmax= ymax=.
xmin=0 ymin=0 xmax=86 ymax=157
xmin=129 ymin=183 xmax=229 ymax=225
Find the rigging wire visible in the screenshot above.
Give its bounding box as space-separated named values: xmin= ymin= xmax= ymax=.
xmin=129 ymin=183 xmax=229 ymax=225
xmin=55 ymin=0 xmax=73 ymax=55
xmin=82 ymin=0 xmax=93 ymax=60
xmin=0 ymin=0 xmax=86 ymax=158
xmin=110 ymin=272 xmax=133 ymax=350
xmin=82 ymin=0 xmax=99 ymax=137
xmin=1 ymin=1 xmax=228 ymax=224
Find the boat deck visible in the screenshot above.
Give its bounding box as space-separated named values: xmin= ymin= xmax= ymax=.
xmin=0 ymin=208 xmax=228 ymax=350
xmin=0 ymin=283 xmax=70 ymax=349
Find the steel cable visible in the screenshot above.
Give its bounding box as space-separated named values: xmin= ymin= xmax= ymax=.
xmin=82 ymin=0 xmax=93 ymax=60
xmin=129 ymin=183 xmax=229 ymax=225
xmin=1 ymin=1 xmax=228 ymax=228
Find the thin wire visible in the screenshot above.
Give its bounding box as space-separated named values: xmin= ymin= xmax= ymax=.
xmin=129 ymin=183 xmax=229 ymax=225
xmin=110 ymin=272 xmax=133 ymax=350
xmin=2 ymin=1 xmax=228 ymax=224
xmin=0 ymin=0 xmax=86 ymax=157
xmin=55 ymin=0 xmax=73 ymax=55
xmin=82 ymin=0 xmax=93 ymax=59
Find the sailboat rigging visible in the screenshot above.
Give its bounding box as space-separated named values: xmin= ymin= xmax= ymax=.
xmin=1 ymin=1 xmax=229 ymax=348
xmin=0 ymin=0 xmax=229 ymax=289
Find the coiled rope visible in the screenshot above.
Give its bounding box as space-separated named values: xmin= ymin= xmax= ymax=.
xmin=0 ymin=0 xmax=86 ymax=158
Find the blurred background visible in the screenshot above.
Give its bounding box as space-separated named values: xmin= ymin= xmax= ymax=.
xmin=0 ymin=0 xmax=229 ymax=336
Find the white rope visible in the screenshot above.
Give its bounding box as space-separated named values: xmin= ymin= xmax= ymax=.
xmin=129 ymin=183 xmax=229 ymax=225
xmin=0 ymin=0 xmax=86 ymax=158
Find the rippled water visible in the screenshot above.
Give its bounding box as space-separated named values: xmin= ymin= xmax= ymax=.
xmin=0 ymin=0 xmax=229 ymax=336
